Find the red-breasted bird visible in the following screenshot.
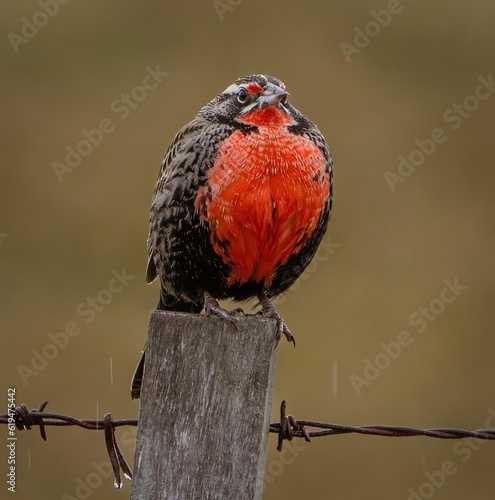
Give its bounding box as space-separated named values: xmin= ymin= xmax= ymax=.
xmin=131 ymin=74 xmax=333 ymax=398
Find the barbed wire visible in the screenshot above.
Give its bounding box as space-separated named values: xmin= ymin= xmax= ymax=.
xmin=2 ymin=400 xmax=495 ymax=488
xmin=270 ymin=400 xmax=495 ymax=451
xmin=2 ymin=401 xmax=136 ymax=489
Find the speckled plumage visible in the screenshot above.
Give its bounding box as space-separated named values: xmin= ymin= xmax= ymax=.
xmin=132 ymin=75 xmax=333 ymax=398
xmin=147 ymin=74 xmax=332 ymax=309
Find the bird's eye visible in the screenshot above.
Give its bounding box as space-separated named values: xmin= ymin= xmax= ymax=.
xmin=237 ymin=88 xmax=249 ymax=104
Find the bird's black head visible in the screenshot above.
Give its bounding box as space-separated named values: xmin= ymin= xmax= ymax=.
xmin=199 ymin=74 xmax=293 ymax=125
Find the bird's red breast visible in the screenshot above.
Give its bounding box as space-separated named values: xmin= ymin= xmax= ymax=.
xmin=195 ymin=106 xmax=330 ymax=288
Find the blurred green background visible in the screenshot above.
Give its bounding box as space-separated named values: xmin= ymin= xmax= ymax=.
xmin=2 ymin=0 xmax=495 ymax=498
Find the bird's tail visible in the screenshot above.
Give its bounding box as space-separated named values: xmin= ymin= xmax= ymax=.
xmin=130 ymin=352 xmax=146 ymax=399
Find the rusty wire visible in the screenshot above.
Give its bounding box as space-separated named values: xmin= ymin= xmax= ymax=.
xmin=270 ymin=400 xmax=495 ymax=451
xmin=2 ymin=400 xmax=495 ymax=488
xmin=1 ymin=401 xmax=136 ymax=489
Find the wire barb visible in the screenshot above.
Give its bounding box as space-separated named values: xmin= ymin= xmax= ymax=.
xmin=12 ymin=401 xmax=49 ymax=441
xmin=275 ymin=400 xmax=311 ymax=451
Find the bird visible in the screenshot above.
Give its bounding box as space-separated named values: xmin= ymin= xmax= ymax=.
xmin=131 ymin=74 xmax=333 ymax=399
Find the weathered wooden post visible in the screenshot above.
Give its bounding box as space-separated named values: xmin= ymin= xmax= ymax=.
xmin=130 ymin=310 xmax=278 ymax=500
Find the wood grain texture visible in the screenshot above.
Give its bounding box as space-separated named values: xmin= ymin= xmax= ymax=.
xmin=130 ymin=310 xmax=278 ymax=500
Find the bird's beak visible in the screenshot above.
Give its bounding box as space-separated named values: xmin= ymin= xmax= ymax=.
xmin=257 ymin=82 xmax=289 ymax=108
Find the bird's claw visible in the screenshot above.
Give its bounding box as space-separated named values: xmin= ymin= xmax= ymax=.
xmin=278 ymin=319 xmax=296 ymax=347
xmin=257 ymin=294 xmax=296 ymax=347
xmin=203 ymin=292 xmax=241 ymax=331
xmin=265 ymin=310 xmax=296 ymax=347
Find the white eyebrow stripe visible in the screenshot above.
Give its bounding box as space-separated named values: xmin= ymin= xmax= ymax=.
xmin=223 ymin=83 xmax=240 ymax=94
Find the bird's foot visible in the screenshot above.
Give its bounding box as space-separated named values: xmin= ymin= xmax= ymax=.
xmin=203 ymin=292 xmax=243 ymax=329
xmin=257 ymin=294 xmax=296 ymax=347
